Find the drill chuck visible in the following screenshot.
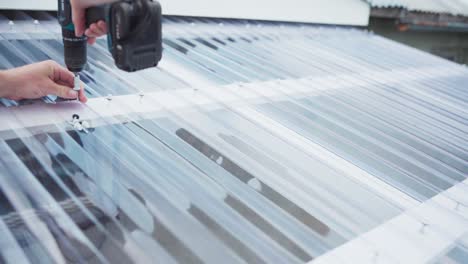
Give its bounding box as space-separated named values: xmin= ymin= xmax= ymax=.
xmin=62 ymin=29 xmax=87 ymax=72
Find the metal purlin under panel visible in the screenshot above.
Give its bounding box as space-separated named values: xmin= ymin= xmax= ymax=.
xmin=0 ymin=10 xmax=466 ymax=264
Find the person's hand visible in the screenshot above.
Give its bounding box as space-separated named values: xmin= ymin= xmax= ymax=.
xmin=85 ymin=21 xmax=107 ymax=45
xmin=71 ymin=0 xmax=112 ymax=44
xmin=0 ymin=60 xmax=87 ymax=103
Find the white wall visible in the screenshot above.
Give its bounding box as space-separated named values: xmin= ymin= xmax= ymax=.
xmin=0 ymin=0 xmax=55 ymax=11
xmin=0 ymin=0 xmax=370 ymax=26
xmin=160 ymin=0 xmax=370 ymax=25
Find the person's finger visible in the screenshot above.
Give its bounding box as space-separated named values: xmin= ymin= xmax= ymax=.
xmin=97 ymin=21 xmax=107 ymax=34
xmin=86 ymin=23 xmax=105 ymax=37
xmin=50 ymin=62 xmax=75 ymax=86
xmin=79 ymin=85 xmax=88 ymax=103
xmin=85 ymin=28 xmax=99 ymax=38
xmin=87 ymin=36 xmax=96 ymax=45
xmin=71 ymin=3 xmax=86 ymax=37
xmin=85 ymin=28 xmax=101 ymax=38
xmin=47 ymin=81 xmax=78 ymax=99
xmin=91 ymin=23 xmax=105 ymax=36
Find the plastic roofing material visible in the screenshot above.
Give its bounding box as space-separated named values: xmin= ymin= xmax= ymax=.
xmin=368 ymin=0 xmax=468 ymax=16
xmin=0 ymin=10 xmax=467 ymax=264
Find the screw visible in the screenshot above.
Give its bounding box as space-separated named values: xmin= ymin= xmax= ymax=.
xmin=454 ymin=202 xmax=466 ymax=211
xmin=73 ymin=122 xmax=83 ymax=131
xmin=372 ymin=251 xmax=379 ymax=263
xmin=138 ymin=91 xmax=145 ymax=103
xmin=33 ymin=20 xmax=39 ymax=30
xmin=81 ymin=121 xmax=90 ymax=129
xmin=73 ymin=74 xmax=81 ymax=91
xmin=420 ymin=222 xmax=428 ymax=234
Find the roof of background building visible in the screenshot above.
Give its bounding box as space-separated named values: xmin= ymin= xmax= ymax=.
xmin=367 ymin=0 xmax=468 ymax=16
xmin=0 ymin=10 xmax=467 ymax=264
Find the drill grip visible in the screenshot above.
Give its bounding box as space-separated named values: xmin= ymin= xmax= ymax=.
xmin=85 ymin=5 xmax=108 ymax=27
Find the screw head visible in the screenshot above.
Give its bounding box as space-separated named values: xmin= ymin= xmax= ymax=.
xmin=81 ymin=121 xmax=90 ymax=129
xmin=73 ymin=122 xmax=83 ymax=131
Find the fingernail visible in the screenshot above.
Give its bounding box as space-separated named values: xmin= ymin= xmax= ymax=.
xmin=68 ymin=90 xmax=78 ymax=97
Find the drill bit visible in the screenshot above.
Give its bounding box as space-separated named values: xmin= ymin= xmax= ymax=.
xmin=73 ymin=73 xmax=80 ymax=100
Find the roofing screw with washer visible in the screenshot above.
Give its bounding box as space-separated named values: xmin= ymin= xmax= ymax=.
xmin=420 ymin=222 xmax=428 ymax=234
xmin=73 ymin=122 xmax=83 ymax=131
xmin=70 ymin=114 xmax=89 ymax=133
xmin=372 ymin=251 xmax=379 ymax=263
xmin=455 ymin=202 xmax=465 ymax=211
xmin=81 ymin=121 xmax=90 ymax=129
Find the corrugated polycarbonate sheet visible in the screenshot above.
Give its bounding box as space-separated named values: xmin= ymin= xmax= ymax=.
xmin=0 ymin=11 xmax=467 ymax=264
xmin=368 ymin=0 xmax=468 ymax=16
xmin=433 ymin=233 xmax=468 ymax=264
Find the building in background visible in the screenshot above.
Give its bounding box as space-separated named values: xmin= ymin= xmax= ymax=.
xmin=367 ymin=0 xmax=468 ymax=64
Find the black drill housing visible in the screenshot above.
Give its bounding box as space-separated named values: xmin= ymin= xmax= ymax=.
xmin=87 ymin=0 xmax=163 ymax=72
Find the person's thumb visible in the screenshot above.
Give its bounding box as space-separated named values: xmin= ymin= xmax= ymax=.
xmin=49 ymin=82 xmax=78 ymax=99
xmin=71 ymin=4 xmax=85 ymax=37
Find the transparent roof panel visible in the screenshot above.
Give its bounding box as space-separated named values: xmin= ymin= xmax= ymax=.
xmin=0 ymin=10 xmax=466 ymax=264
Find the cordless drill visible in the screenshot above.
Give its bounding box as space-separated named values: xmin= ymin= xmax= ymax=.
xmin=58 ymin=0 xmax=163 ymax=90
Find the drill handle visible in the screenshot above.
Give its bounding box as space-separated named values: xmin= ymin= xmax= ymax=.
xmin=85 ymin=5 xmax=109 ymax=28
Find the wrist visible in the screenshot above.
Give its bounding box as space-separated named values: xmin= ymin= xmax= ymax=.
xmin=0 ymin=70 xmax=16 ymax=99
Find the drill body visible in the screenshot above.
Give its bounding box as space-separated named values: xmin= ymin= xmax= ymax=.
xmin=58 ymin=0 xmax=87 ymax=73
xmin=58 ymin=0 xmax=162 ymax=74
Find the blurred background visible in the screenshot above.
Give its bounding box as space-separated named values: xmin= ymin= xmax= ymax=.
xmin=367 ymin=0 xmax=468 ymax=65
